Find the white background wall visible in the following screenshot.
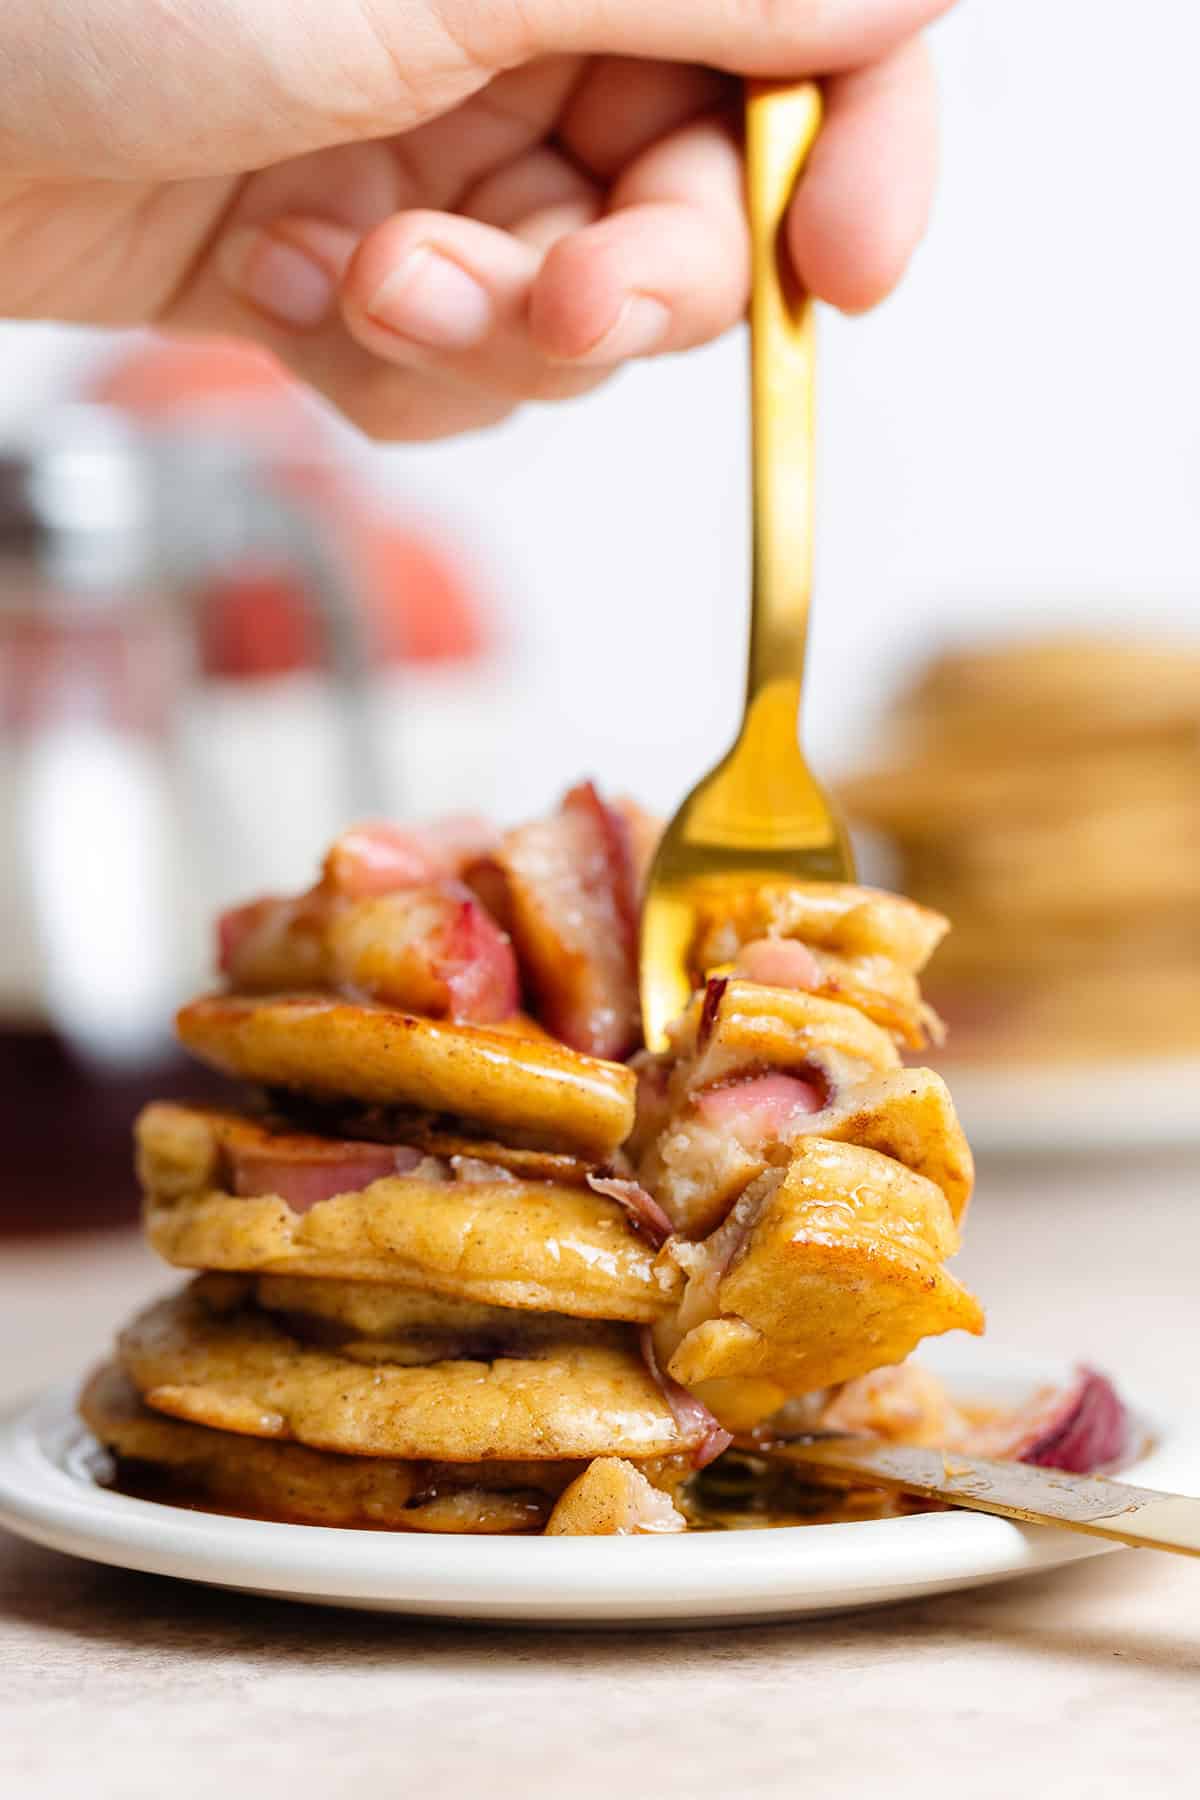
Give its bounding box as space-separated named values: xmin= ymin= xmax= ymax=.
xmin=2 ymin=0 xmax=1199 ymax=824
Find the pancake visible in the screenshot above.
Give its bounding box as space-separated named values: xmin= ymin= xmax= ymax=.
xmin=119 ymin=1279 xmax=704 ymax=1462
xmin=637 ymin=1066 xmax=974 ymax=1240
xmin=902 ymin=797 xmax=1200 ymax=926
xmin=543 ymin=1457 xmax=686 ymax=1535
xmin=176 ymin=994 xmax=635 ymax=1158
xmin=839 ymin=634 xmax=1200 ymax=1068
xmin=891 ymin=635 xmax=1200 ymax=752
xmin=931 ymin=962 xmax=1200 ymax=1066
xmin=634 ymin=981 xmax=926 ymax=1238
xmin=138 ymin=1105 xmax=676 ymax=1321
xmin=80 ymin=1364 xmax=579 ymax=1532
xmin=251 ymin=1275 xmax=598 ymax=1346
xmin=686 ymin=881 xmax=948 ymax=973
xmin=687 ymin=929 xmax=940 ymax=1049
xmin=655 ymin=1140 xmax=983 ymax=1430
xmin=141 ymin=1098 xmax=599 ymax=1189
xmin=842 ymin=741 xmax=1199 ymax=839
xmin=741 ymin=944 xmax=940 ymax=1050
xmin=670 ymin=980 xmax=902 ymax=1079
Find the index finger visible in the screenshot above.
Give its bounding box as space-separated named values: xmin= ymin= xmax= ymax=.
xmin=466 ymin=0 xmax=957 ymax=77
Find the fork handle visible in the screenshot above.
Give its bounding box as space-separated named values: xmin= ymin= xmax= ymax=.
xmin=745 ymin=81 xmax=822 ymax=712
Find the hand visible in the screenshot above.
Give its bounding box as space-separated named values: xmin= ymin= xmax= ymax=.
xmin=0 ymin=0 xmax=952 ymax=438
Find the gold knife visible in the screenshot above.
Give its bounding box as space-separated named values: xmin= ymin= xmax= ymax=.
xmin=771 ymin=1438 xmax=1200 ymax=1556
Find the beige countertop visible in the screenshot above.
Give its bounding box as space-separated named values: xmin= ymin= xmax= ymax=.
xmin=3 ymin=1147 xmax=1200 ymax=1797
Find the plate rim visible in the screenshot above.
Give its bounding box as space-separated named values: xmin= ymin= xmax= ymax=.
xmin=0 ymin=1346 xmax=1191 ymax=1623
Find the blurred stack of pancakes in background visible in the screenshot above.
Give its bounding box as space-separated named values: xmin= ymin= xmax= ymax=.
xmin=840 ymin=636 xmax=1200 ymax=1068
xmin=80 ymin=783 xmax=1002 ymax=1537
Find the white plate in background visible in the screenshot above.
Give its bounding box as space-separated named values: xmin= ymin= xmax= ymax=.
xmin=936 ymin=1058 xmax=1200 ymax=1156
xmin=0 ymin=1344 xmax=1185 ymax=1626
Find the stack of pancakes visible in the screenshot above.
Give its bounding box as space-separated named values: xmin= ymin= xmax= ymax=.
xmin=841 ymin=635 xmax=1200 ymax=1064
xmin=82 ymin=784 xmax=982 ymax=1536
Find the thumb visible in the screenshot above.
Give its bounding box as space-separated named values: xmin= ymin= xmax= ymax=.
xmin=465 ymin=0 xmax=957 ymax=76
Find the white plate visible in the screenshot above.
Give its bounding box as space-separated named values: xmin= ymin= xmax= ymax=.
xmin=940 ymin=1058 xmax=1200 ymax=1155
xmin=0 ymin=1343 xmax=1189 ymax=1626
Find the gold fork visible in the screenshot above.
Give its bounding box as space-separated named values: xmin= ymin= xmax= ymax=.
xmin=639 ymin=80 xmax=855 ymax=1051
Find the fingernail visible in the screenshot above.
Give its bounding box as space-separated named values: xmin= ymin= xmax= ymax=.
xmin=570 ymin=295 xmax=671 ymax=366
xmin=366 ymin=248 xmax=492 ymax=349
xmin=220 ymin=227 xmax=336 ymax=329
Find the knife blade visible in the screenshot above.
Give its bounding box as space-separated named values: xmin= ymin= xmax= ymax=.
xmin=768 ymin=1437 xmax=1200 ymax=1557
